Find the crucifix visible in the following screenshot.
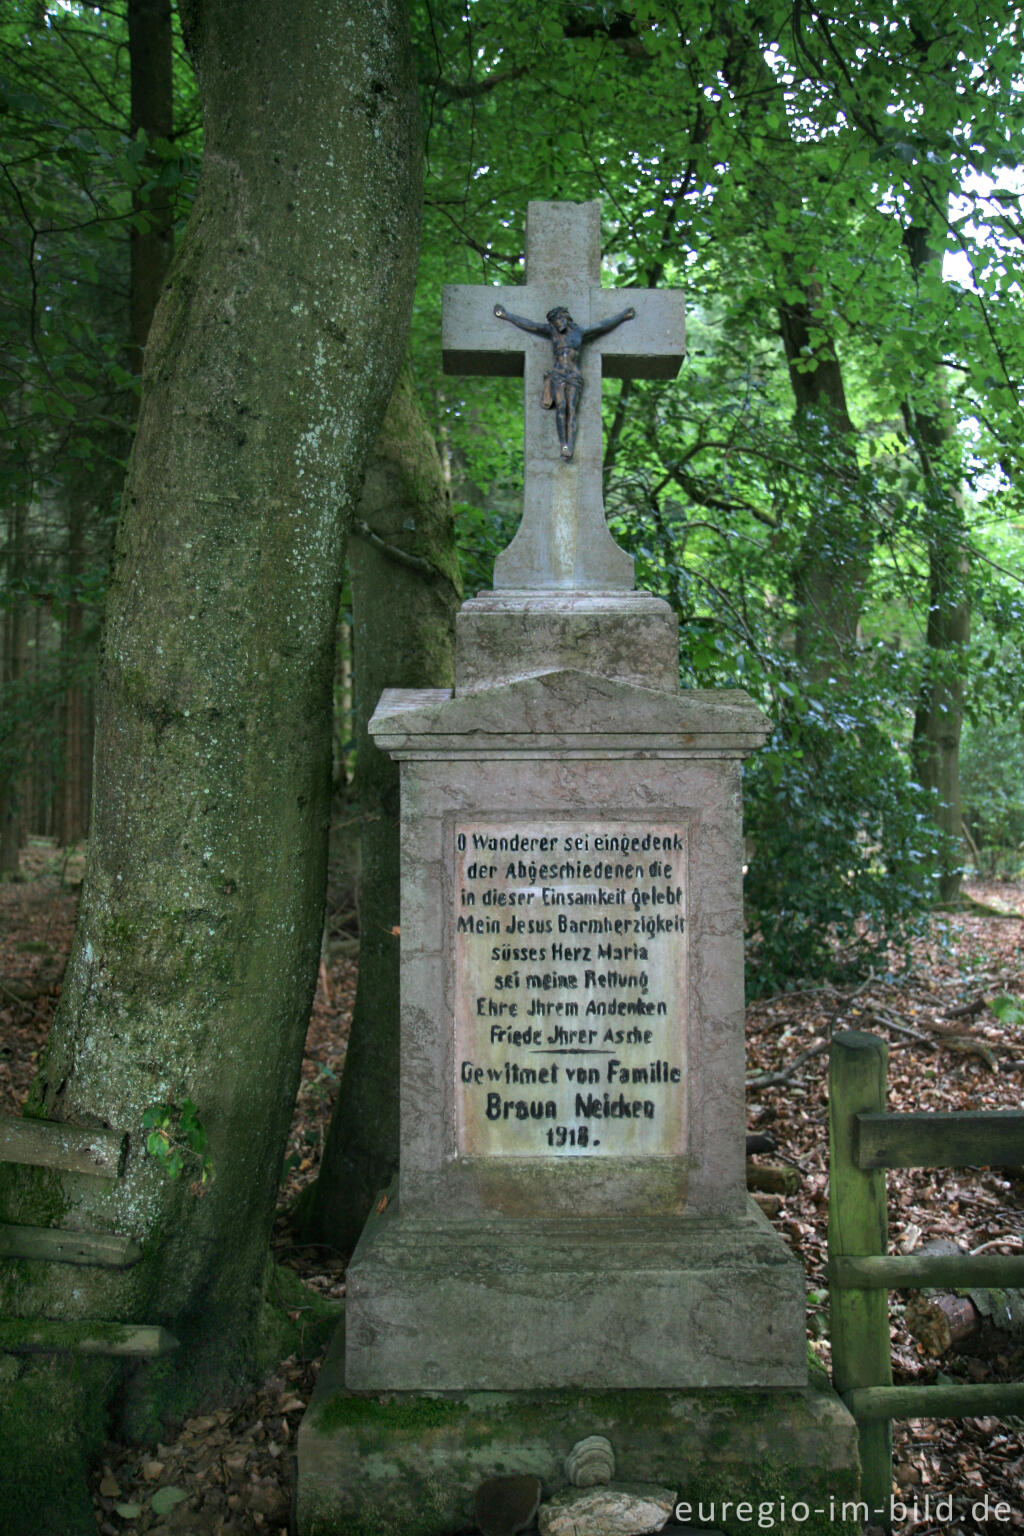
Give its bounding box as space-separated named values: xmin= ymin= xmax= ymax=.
xmin=442 ymin=200 xmax=685 ymax=591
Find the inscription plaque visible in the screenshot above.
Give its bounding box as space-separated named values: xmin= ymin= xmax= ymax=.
xmin=454 ymin=819 xmax=689 ymax=1157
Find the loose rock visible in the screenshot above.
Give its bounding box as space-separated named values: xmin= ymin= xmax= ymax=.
xmin=538 ymin=1482 xmax=677 ymax=1536
xmin=474 ymin=1473 xmax=544 ymax=1536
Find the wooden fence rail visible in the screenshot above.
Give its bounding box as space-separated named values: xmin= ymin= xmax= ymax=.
xmin=0 ymin=1112 xmax=128 ymax=1177
xmin=0 ymin=1110 xmax=177 ymax=1358
xmin=829 ymin=1031 xmax=1024 ymax=1522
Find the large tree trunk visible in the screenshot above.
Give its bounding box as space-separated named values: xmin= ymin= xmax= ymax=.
xmin=54 ymin=479 xmax=90 ymax=848
xmin=306 ymin=360 xmax=461 ymax=1254
xmin=0 ymin=1 xmax=420 ymax=1526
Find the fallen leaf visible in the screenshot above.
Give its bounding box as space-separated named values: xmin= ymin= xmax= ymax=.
xmin=151 ymin=1484 xmax=189 ymax=1515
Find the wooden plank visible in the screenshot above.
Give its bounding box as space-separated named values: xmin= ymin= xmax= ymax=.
xmin=856 ymin=1110 xmax=1024 ymax=1171
xmin=828 ymin=1031 xmax=892 ymax=1515
xmin=845 ymin=1383 xmax=1024 ymax=1423
xmin=831 ymin=1252 xmax=1024 ymax=1291
xmin=0 ymin=1223 xmax=142 ymax=1268
xmin=0 ymin=1112 xmax=128 ymax=1177
xmin=0 ymin=1321 xmax=178 ymax=1358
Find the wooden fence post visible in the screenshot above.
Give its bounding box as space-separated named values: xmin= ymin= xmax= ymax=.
xmin=829 ymin=1030 xmax=893 ymax=1524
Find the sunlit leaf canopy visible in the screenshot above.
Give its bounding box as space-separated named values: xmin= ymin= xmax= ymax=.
xmin=410 ymin=0 xmax=1024 ymax=600
xmin=406 ymin=0 xmax=1024 ymax=981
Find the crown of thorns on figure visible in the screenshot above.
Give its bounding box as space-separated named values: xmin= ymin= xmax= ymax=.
xmin=546 ymin=306 xmax=572 ymax=326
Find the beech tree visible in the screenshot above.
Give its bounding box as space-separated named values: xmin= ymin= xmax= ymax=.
xmin=1 ymin=1 xmax=421 ymax=1529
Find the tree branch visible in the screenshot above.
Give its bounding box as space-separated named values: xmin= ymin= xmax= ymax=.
xmin=350 ymin=518 xmax=437 ymax=577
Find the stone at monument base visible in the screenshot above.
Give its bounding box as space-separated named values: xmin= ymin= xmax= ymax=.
xmin=296 ymin=1322 xmax=862 ymax=1536
xmin=344 ymin=1199 xmax=805 ymax=1391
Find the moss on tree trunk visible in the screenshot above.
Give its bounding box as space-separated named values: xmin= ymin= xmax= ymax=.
xmin=0 ymin=0 xmax=421 ymax=1521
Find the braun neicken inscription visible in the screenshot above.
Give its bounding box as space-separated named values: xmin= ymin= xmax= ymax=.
xmin=454 ymin=820 xmax=688 ymax=1157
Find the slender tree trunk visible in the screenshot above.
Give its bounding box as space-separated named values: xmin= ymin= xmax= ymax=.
xmin=55 ymin=494 xmax=87 ymax=846
xmin=904 ymin=221 xmax=969 ymax=904
xmin=1 ymin=499 xmax=28 ymax=873
xmin=0 ymin=2 xmax=420 ymax=1526
xmin=128 ymin=0 xmax=174 ymax=375
xmin=306 ymin=360 xmax=460 ymax=1254
xmin=778 ymin=279 xmax=871 ymax=675
xmin=718 ymin=16 xmax=870 ymax=678
xmin=50 ymin=1 xmax=173 ymax=853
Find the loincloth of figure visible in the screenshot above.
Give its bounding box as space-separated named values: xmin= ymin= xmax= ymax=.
xmin=541 ymin=363 xmax=583 ymax=409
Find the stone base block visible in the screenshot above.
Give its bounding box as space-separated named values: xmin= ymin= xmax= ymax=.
xmin=344 ymin=1201 xmax=806 ymax=1391
xmin=296 ymin=1325 xmax=862 ymax=1536
xmin=455 ymin=590 xmax=679 ymax=694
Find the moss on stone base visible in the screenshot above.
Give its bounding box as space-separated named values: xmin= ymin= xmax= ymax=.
xmin=297 ymin=1327 xmax=862 ymax=1536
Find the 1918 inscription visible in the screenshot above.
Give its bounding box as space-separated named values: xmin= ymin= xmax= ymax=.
xmin=454 ymin=820 xmax=688 ymax=1157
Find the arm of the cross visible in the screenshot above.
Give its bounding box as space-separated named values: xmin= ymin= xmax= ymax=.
xmin=442 ymin=285 xmax=548 ymax=378
xmin=588 ymin=289 xmax=685 ymax=381
xmin=443 ymin=282 xmax=685 ymax=381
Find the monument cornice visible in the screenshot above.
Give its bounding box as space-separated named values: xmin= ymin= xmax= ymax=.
xmin=369 ymin=672 xmax=771 ymax=759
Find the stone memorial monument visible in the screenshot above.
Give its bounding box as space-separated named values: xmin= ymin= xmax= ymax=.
xmin=297 ymin=202 xmax=860 ymax=1536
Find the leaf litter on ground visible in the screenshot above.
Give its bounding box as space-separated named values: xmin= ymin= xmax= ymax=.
xmin=2 ymin=847 xmax=1023 ymax=1533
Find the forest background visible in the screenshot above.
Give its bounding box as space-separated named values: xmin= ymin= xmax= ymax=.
xmin=1 ymin=2 xmax=1024 ymax=1528
xmin=4 ymin=0 xmax=1024 ymax=982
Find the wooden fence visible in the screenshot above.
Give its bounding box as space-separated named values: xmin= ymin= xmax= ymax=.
xmin=829 ymin=1030 xmax=1024 ymax=1516
xmin=0 ymin=1111 xmax=177 ymax=1358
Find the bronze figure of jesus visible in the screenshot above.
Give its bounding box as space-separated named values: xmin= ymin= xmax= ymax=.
xmin=493 ymin=301 xmax=636 ymax=460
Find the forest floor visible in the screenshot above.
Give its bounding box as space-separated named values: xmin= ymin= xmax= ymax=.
xmin=1 ymin=838 xmax=1023 ymax=1535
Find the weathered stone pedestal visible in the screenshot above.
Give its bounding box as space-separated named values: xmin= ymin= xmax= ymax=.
xmin=296 ymin=200 xmax=859 ymax=1535
xmin=341 ymin=615 xmax=807 ymax=1391
xmin=297 ymin=596 xmax=861 ymax=1534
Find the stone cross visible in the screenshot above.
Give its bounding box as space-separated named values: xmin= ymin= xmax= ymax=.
xmin=443 ymin=200 xmax=685 ymax=591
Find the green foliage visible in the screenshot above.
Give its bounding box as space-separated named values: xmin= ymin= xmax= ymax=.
xmin=0 ymin=3 xmax=198 ymax=474
xmin=411 ymin=0 xmax=1024 ymax=982
xmin=743 ymin=686 xmax=943 ymax=994
xmin=141 ymin=1099 xmax=213 ymax=1189
xmin=7 ymin=0 xmax=1024 ymax=982
xmin=988 ymin=994 xmax=1024 ymax=1028
xmin=452 ymin=500 xmax=516 ymax=596
xmin=0 ymin=0 xmax=200 ymax=837
xmin=960 ymin=716 xmax=1024 ymax=877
